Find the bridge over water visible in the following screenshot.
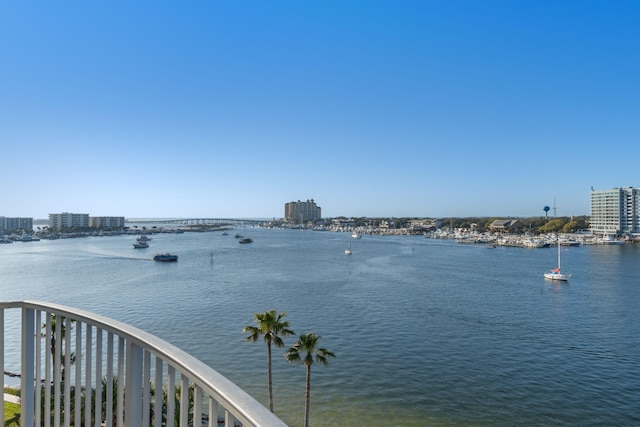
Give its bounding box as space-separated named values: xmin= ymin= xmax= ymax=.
xmin=126 ymin=218 xmax=268 ymax=227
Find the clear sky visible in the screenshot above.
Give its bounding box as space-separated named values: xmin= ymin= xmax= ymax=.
xmin=2 ymin=1 xmax=638 ymax=219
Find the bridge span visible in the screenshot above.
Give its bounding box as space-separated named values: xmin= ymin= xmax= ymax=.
xmin=126 ymin=218 xmax=268 ymax=226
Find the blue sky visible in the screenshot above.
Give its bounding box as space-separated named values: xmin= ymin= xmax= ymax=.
xmin=2 ymin=1 xmax=638 ymax=219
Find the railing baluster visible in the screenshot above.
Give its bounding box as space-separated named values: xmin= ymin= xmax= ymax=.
xmin=21 ymin=307 xmax=35 ymax=427
xmin=125 ymin=340 xmax=143 ymax=427
xmin=208 ymin=396 xmax=218 ymax=427
xmin=84 ymin=325 xmax=92 ymax=427
xmin=180 ymin=373 xmax=189 ymax=427
xmin=168 ymin=365 xmax=176 ymax=427
xmin=143 ymin=350 xmax=151 ymax=427
xmin=226 ymin=409 xmax=236 ymax=427
xmin=75 ymin=322 xmax=82 ymax=427
xmin=45 ymin=313 xmax=52 ymax=427
xmin=154 ymin=357 xmax=164 ymax=427
xmin=64 ymin=317 xmax=71 ymax=427
xmin=117 ymin=336 xmax=125 ymax=427
xmin=95 ymin=328 xmax=103 ymax=427
xmin=106 ymin=332 xmax=114 ymax=427
xmin=194 ymin=385 xmax=203 ymax=427
xmin=35 ymin=310 xmax=42 ymax=426
xmin=54 ymin=313 xmax=61 ymax=427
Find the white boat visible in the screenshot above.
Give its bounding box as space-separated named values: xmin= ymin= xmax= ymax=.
xmin=600 ymin=235 xmax=623 ymax=245
xmin=522 ymin=238 xmax=544 ymax=248
xmin=559 ymin=238 xmax=580 ymax=246
xmin=544 ymin=239 xmax=571 ymax=281
xmin=351 ymin=232 xmax=362 ymax=239
xmin=133 ymin=241 xmax=149 ymax=248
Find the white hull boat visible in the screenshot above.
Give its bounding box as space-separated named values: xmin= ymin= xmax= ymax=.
xmin=544 ymin=239 xmax=571 ymax=281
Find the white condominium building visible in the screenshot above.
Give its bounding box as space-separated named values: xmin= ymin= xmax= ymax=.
xmin=49 ymin=212 xmax=90 ymax=230
xmin=89 ymin=216 xmax=125 ymax=229
xmin=0 ymin=217 xmax=33 ymax=233
xmin=590 ymin=187 xmax=640 ymax=235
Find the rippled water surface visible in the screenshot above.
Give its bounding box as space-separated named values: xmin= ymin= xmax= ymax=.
xmin=2 ymin=229 xmax=640 ymax=426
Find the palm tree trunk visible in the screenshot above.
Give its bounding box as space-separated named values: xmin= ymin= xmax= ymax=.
xmin=304 ymin=365 xmax=311 ymax=427
xmin=267 ymin=342 xmax=274 ymax=412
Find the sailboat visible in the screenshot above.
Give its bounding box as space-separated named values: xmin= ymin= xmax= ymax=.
xmin=544 ymin=239 xmax=571 ymax=281
xmin=345 ymin=236 xmax=352 ymax=255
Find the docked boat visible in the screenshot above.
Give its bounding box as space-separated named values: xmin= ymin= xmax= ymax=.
xmin=351 ymin=232 xmax=362 ymax=239
xmin=154 ymin=253 xmax=178 ymax=262
xmin=239 ymin=238 xmax=253 ymax=244
xmin=600 ymin=235 xmax=623 ymax=245
xmin=544 ymin=240 xmax=571 ymax=281
xmin=133 ymin=241 xmax=149 ymax=248
xmin=522 ymin=238 xmax=544 ymax=248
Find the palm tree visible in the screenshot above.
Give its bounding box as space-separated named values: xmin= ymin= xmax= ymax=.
xmin=243 ymin=310 xmax=295 ymax=412
xmin=285 ymin=333 xmax=335 ymax=427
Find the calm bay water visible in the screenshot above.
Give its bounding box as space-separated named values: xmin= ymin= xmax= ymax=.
xmin=1 ymin=228 xmax=640 ymax=426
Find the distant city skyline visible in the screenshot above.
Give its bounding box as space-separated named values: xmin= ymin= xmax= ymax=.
xmin=2 ymin=2 xmax=638 ymax=219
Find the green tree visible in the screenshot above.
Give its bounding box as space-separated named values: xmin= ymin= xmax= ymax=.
xmin=243 ymin=310 xmax=295 ymax=412
xmin=285 ymin=333 xmax=335 ymax=427
xmin=539 ymin=218 xmax=568 ymax=233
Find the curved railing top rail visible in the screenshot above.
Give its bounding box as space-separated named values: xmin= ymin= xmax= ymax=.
xmin=0 ymin=300 xmax=287 ymax=427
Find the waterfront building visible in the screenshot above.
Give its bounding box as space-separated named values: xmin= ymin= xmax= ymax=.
xmin=590 ymin=187 xmax=640 ymax=235
xmin=89 ymin=216 xmax=125 ymax=229
xmin=284 ymin=199 xmax=321 ymax=223
xmin=48 ymin=212 xmax=90 ymax=230
xmin=489 ymin=219 xmax=523 ymax=232
xmin=0 ymin=216 xmax=33 ymax=233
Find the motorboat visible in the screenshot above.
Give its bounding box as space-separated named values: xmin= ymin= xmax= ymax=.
xmin=600 ymin=235 xmax=623 ymax=245
xmin=154 ymin=253 xmax=179 ymax=262
xmin=522 ymin=239 xmax=544 ymax=248
xmin=133 ymin=241 xmax=149 ymax=248
xmin=239 ymin=238 xmax=253 ymax=244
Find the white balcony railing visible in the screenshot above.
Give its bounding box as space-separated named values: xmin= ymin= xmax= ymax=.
xmin=1 ymin=300 xmax=287 ymax=427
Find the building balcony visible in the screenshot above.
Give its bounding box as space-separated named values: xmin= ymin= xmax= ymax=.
xmin=1 ymin=300 xmax=287 ymax=427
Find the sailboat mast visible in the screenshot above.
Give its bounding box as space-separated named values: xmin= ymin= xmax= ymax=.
xmin=557 ymin=239 xmax=561 ymax=270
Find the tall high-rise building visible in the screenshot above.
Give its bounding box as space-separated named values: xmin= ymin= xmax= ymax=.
xmin=590 ymin=187 xmax=640 ymax=235
xmin=284 ymin=199 xmax=321 ymax=223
